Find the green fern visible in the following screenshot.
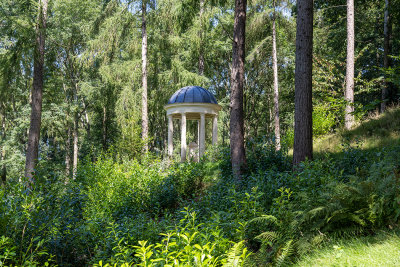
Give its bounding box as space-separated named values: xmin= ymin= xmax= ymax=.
xmin=327 ymin=209 xmax=366 ymax=226
xmin=256 ymin=231 xmax=280 ymax=244
xmin=275 ymin=239 xmax=294 ymax=267
xmin=223 ymin=241 xmax=250 ymax=267
xmin=248 ymin=215 xmax=278 ymax=227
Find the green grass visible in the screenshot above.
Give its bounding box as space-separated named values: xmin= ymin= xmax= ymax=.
xmin=294 ymin=230 xmax=400 ymax=267
xmin=314 ymin=106 xmax=400 ymax=154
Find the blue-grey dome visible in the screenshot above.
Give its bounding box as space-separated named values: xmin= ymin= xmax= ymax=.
xmin=168 ymin=86 xmax=218 ymax=105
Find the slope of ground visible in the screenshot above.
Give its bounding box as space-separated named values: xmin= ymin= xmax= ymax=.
xmin=314 ymin=106 xmax=400 ymax=154
xmin=293 ymin=107 xmax=400 ymax=266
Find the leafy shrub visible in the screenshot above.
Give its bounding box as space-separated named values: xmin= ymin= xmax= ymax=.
xmin=313 ymin=103 xmax=339 ymax=137
xmin=94 ymin=208 xmax=251 ymax=267
xmin=0 ymin=180 xmax=57 ymax=266
xmin=166 ymin=162 xmax=206 ymax=199
xmin=281 ymin=128 xmax=294 ymax=148
xmin=1 ymin=137 xmax=400 ymax=266
xmin=246 ymin=136 xmax=291 ymax=174
xmin=80 ymin=155 xmax=167 ymax=218
xmin=334 ymin=137 xmax=370 ymax=175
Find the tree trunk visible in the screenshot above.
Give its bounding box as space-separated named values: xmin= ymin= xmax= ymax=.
xmin=65 ymin=126 xmax=71 ymax=178
xmin=230 ymin=0 xmax=247 ymax=179
xmin=382 ymin=0 xmax=391 ymax=112
xmin=267 ymin=90 xmax=273 ymax=133
xmin=198 ymin=0 xmax=205 ymax=75
xmin=141 ymin=0 xmax=149 ymax=152
xmin=1 ymin=112 xmax=6 ymax=184
xmin=83 ymin=101 xmax=91 ymax=139
xmin=293 ymin=0 xmax=313 ymax=166
xmin=1 ymin=151 xmax=5 ymax=185
xmin=345 ymin=0 xmax=354 ymax=129
xmin=272 ymin=0 xmax=281 ymax=151
xmin=72 ymin=82 xmax=79 ymax=179
xmin=25 ymin=0 xmax=48 ymax=180
xmin=72 ymin=114 xmax=78 ymax=179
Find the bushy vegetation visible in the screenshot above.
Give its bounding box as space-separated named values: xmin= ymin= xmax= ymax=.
xmin=1 ymin=128 xmax=400 ymax=266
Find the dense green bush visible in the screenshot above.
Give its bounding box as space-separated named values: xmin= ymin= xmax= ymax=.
xmin=246 ymin=136 xmax=291 ymax=173
xmin=245 ymin=141 xmax=400 ymax=265
xmin=1 ymin=139 xmax=400 ymax=266
xmin=93 ymin=208 xmax=251 ymax=266
xmin=313 ymin=103 xmax=339 ymax=137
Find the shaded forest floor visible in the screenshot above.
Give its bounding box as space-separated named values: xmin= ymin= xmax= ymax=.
xmin=1 ymin=107 xmax=400 ymax=266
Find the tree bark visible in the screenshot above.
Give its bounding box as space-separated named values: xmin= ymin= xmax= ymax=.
xmin=141 ymin=0 xmax=149 ymax=152
xmin=345 ymin=0 xmax=355 ymax=129
xmin=230 ymin=0 xmax=247 ymax=179
xmin=198 ymin=0 xmax=205 ymax=75
xmin=1 ymin=112 xmax=6 ymax=184
xmin=65 ymin=126 xmax=71 ymax=178
xmin=72 ymin=114 xmax=78 ymax=179
xmin=1 ymin=151 xmax=5 ymax=185
xmin=25 ymin=0 xmax=48 ymax=180
xmin=293 ymin=0 xmax=313 ymax=166
xmin=83 ymin=101 xmax=91 ymax=139
xmin=72 ymin=82 xmax=79 ymax=179
xmin=381 ymin=0 xmax=391 ymax=112
xmin=272 ymin=0 xmax=281 ymax=151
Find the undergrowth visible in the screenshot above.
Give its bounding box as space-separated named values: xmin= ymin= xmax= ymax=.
xmin=1 ymin=131 xmax=400 ymax=266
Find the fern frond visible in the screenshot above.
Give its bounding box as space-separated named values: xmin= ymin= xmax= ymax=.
xmin=275 ymin=239 xmax=294 ymax=267
xmin=255 ymin=231 xmax=279 ymax=243
xmin=248 ymin=215 xmax=278 ymax=227
xmin=343 ymin=184 xmax=363 ymax=196
xmin=327 ymin=209 xmax=366 ymax=226
xmin=305 ymin=206 xmax=327 ymax=221
xmin=223 ymin=241 xmax=247 ymax=267
xmin=329 ymin=225 xmax=365 ymax=239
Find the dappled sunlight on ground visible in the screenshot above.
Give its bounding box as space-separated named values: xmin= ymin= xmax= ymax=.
xmin=313 ymin=106 xmax=400 ymax=156
xmin=294 ymin=230 xmax=400 ymax=266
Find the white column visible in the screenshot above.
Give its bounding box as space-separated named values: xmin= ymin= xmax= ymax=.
xmin=197 ymin=119 xmax=200 ymax=158
xmin=180 ymin=113 xmax=187 ymax=162
xmin=168 ymin=115 xmax=173 ymax=157
xmin=212 ymin=115 xmax=218 ymax=145
xmin=199 ymin=113 xmax=205 ymax=158
xmin=197 ymin=119 xmax=200 ymax=145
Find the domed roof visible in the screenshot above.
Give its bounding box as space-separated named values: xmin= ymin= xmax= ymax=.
xmin=168 ymin=86 xmax=218 ymax=105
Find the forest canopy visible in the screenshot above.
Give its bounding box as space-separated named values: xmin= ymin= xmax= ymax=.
xmin=0 ymin=0 xmax=399 ymax=178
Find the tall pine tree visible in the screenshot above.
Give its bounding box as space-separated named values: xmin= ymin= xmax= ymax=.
xmin=293 ymin=0 xmax=313 ymax=166
xmin=25 ymin=0 xmax=48 ymax=180
xmin=344 ymin=0 xmax=354 ymax=129
xmin=230 ymin=0 xmax=247 ymax=178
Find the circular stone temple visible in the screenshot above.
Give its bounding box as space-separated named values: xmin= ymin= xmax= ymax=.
xmin=164 ymin=86 xmax=221 ymax=162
